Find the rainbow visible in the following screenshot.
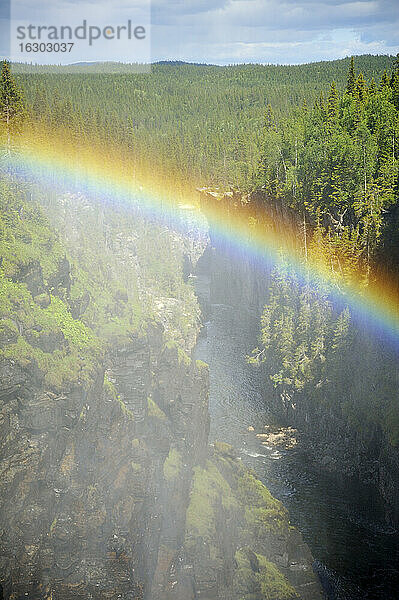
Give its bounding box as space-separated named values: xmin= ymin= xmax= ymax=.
xmin=3 ymin=125 xmax=399 ymax=349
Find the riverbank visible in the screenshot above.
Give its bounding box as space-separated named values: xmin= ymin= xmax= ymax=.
xmin=193 ymin=243 xmax=399 ymax=600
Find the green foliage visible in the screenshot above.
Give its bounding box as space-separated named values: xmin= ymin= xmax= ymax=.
xmin=251 ymin=258 xmax=399 ymax=446
xmin=0 ymin=181 xmax=93 ymax=386
xmin=346 ymin=56 xmax=356 ymax=95
xmin=185 ymin=451 xmax=301 ymax=599
xmin=0 ymin=155 xmax=199 ymax=394
xmin=15 ymin=55 xmax=395 ymax=190
xmin=254 ymin=56 xmax=399 ymax=276
xmin=44 ymin=296 xmax=98 ymax=349
xmin=196 ymin=359 xmax=208 ymax=370
xmin=0 ymin=241 xmax=102 ymax=390
xmin=49 ymin=518 xmax=57 ymax=535
xmin=117 ymin=397 xmax=135 ymax=421
xmin=234 ymin=549 xmax=298 ymax=600
xmin=256 ymin=553 xmax=298 ymax=599
xmin=248 ymin=56 xmax=399 ymax=448
xmin=0 ymin=60 xmax=24 ymax=140
xmin=2 ymin=56 xmax=398 ymax=454
xmin=0 ymin=180 xmax=64 ymax=281
xmin=34 ymin=191 xmax=200 ymax=353
xmin=249 ymin=260 xmax=346 ymax=392
xmin=103 ymin=373 xmax=118 ymax=400
xmin=237 ymin=470 xmax=288 ymax=535
xmin=185 ymin=459 xmax=238 ymax=541
xmin=103 ymin=374 xmax=135 ymax=421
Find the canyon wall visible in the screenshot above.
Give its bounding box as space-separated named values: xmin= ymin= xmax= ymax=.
xmin=0 ymin=187 xmax=323 ymax=599
xmin=198 ymin=188 xmax=399 ymax=527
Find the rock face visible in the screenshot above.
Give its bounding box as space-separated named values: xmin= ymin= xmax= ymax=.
xmin=198 ymin=187 xmax=399 ymax=528
xmin=266 ymin=388 xmax=399 ymax=526
xmin=0 ymin=329 xmax=324 ymax=600
xmin=0 ymin=329 xmax=209 ymax=599
xmin=178 ymin=442 xmax=323 ymax=600
xmin=197 ymin=188 xmax=301 ymax=312
xmin=0 ymin=188 xmax=323 ymax=599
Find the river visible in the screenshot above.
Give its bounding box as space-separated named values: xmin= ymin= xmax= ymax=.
xmin=193 ymin=267 xmax=399 ymax=600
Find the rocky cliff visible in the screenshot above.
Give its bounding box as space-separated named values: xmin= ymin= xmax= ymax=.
xmin=0 ymin=320 xmax=209 ymax=599
xmin=197 ymin=188 xmax=301 ymax=312
xmin=0 ymin=182 xmax=323 ymax=599
xmin=198 ymin=187 xmax=399 ymax=528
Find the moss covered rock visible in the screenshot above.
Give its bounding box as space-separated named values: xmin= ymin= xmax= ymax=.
xmin=181 ymin=446 xmax=323 ymax=599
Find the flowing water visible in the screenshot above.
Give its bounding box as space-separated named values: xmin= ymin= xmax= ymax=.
xmin=193 ymin=271 xmax=399 ymax=600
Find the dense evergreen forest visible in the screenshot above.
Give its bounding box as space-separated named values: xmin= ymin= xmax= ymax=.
xmin=246 ymin=55 xmax=399 ymax=451
xmin=12 ymin=55 xmax=399 ymax=286
xmin=13 ymin=54 xmax=395 ymax=188
xmin=2 ymin=53 xmax=399 ymax=462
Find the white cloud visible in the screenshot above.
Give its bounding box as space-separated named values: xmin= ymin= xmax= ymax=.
xmin=151 ymin=0 xmax=399 ymax=63
xmin=2 ymin=0 xmax=399 ymax=63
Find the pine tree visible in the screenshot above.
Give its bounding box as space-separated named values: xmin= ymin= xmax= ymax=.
xmin=380 ymin=69 xmax=390 ymax=89
xmin=331 ymin=308 xmax=351 ymax=353
xmin=0 ymin=60 xmax=24 ymax=153
xmin=368 ymin=77 xmax=377 ymax=96
xmin=265 ymin=103 xmax=274 ymax=129
xmin=327 ymin=81 xmax=339 ymax=132
xmin=355 ymin=72 xmax=367 ymax=103
xmin=390 ymin=53 xmax=399 ymax=110
xmin=390 ymin=53 xmax=399 ymax=83
xmin=353 ymin=73 xmax=367 ymax=130
xmin=315 ymin=91 xmax=327 ymax=124
xmin=346 ymin=56 xmax=356 ymax=95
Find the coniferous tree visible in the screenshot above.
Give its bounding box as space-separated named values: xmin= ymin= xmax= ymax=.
xmin=327 ymin=81 xmax=339 ymax=132
xmin=390 ymin=53 xmax=399 ymax=110
xmin=0 ymin=60 xmax=24 ymax=152
xmin=380 ymin=69 xmax=390 ymax=89
xmin=346 ymin=56 xmax=356 ymax=95
xmin=265 ymin=103 xmax=275 ymax=129
xmin=355 ymin=72 xmax=367 ymax=102
xmin=390 ymin=53 xmax=399 ymax=82
xmin=369 ymin=77 xmax=377 ymax=95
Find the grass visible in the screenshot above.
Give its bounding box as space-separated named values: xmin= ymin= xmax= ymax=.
xmin=257 ymin=553 xmax=298 ymax=599
xmin=234 ymin=549 xmax=298 ymax=600
xmin=103 ymin=374 xmax=135 ymax=421
xmin=238 ymin=471 xmax=288 ymax=535
xmin=196 ymin=359 xmax=208 ymax=370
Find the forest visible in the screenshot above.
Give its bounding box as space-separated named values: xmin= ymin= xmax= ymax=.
xmin=12 ymin=54 xmax=395 ymax=187
xmin=247 ymin=55 xmax=399 ymax=449
xmin=2 ymin=53 xmax=399 ymax=444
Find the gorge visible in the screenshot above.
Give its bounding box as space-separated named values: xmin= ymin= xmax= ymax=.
xmin=1 ymin=54 xmax=399 ymax=600
xmin=195 ymin=188 xmax=399 ymax=599
xmin=0 ymin=187 xmax=324 ymax=599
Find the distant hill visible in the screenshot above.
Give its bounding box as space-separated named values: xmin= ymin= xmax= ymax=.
xmin=153 ymin=60 xmax=217 ymax=67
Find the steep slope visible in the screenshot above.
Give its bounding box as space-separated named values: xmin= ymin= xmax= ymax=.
xmin=0 ymin=177 xmax=323 ymax=599
xmin=198 ymin=187 xmax=399 ymax=527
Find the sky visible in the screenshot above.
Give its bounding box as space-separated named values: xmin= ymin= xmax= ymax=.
xmin=0 ymin=0 xmax=399 ymax=65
